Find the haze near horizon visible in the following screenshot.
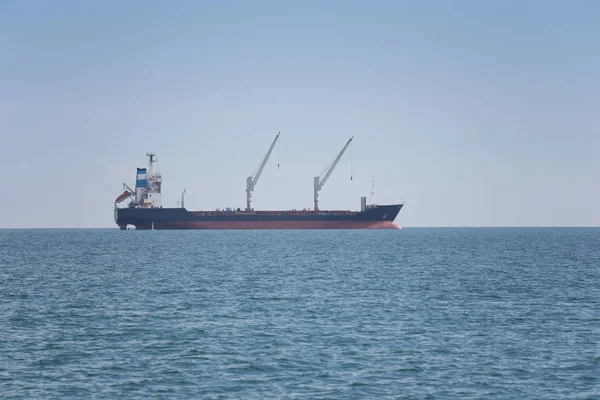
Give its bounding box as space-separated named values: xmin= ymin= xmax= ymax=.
xmin=1 ymin=0 xmax=599 ymax=228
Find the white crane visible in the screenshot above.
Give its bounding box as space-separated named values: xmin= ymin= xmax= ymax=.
xmin=314 ymin=137 xmax=353 ymax=211
xmin=246 ymin=132 xmax=281 ymax=211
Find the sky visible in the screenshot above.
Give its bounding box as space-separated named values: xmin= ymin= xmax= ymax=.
xmin=1 ymin=0 xmax=599 ymax=228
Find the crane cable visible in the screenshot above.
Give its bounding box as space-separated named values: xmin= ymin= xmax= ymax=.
xmin=350 ymin=139 xmax=353 ymax=181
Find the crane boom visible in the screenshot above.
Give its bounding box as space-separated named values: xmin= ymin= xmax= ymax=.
xmin=314 ymin=137 xmax=353 ymax=211
xmin=246 ymin=132 xmax=281 ymax=211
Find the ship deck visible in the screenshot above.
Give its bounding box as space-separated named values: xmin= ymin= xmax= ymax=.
xmin=188 ymin=209 xmax=360 ymax=217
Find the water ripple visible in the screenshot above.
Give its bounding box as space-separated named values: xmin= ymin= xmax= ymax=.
xmin=0 ymin=228 xmax=599 ymax=399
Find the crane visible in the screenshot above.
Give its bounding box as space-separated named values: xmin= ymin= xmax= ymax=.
xmin=314 ymin=137 xmax=353 ymax=211
xmin=246 ymin=132 xmax=281 ymax=211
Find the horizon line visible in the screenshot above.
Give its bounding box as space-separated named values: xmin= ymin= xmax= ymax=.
xmin=1 ymin=226 xmax=599 ymax=230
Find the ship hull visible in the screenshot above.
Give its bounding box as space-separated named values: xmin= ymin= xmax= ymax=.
xmin=115 ymin=204 xmax=402 ymax=230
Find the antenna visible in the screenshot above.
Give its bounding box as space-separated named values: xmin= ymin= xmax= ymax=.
xmin=371 ymin=175 xmax=375 ymax=205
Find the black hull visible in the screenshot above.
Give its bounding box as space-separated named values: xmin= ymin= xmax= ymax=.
xmin=115 ymin=204 xmax=403 ymax=230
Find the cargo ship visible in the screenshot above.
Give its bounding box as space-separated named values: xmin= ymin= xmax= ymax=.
xmin=114 ymin=134 xmax=403 ymax=230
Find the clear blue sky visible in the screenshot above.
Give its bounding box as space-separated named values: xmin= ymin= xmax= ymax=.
xmin=1 ymin=0 xmax=599 ymax=227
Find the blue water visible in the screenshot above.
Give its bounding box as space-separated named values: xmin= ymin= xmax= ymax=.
xmin=1 ymin=228 xmax=598 ymax=399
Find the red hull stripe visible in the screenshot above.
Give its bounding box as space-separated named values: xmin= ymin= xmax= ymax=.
xmin=143 ymin=221 xmax=400 ymax=230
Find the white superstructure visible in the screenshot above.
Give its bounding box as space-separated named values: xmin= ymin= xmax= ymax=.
xmin=134 ymin=153 xmax=162 ymax=208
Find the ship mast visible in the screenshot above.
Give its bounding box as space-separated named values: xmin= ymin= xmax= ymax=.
xmin=246 ymin=132 xmax=281 ymax=211
xmin=146 ymin=152 xmax=157 ymax=175
xmin=314 ymin=137 xmax=353 ymax=211
xmin=177 ymin=189 xmax=186 ymax=208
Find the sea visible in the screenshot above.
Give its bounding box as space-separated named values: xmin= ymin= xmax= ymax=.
xmin=0 ymin=228 xmax=598 ymax=399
